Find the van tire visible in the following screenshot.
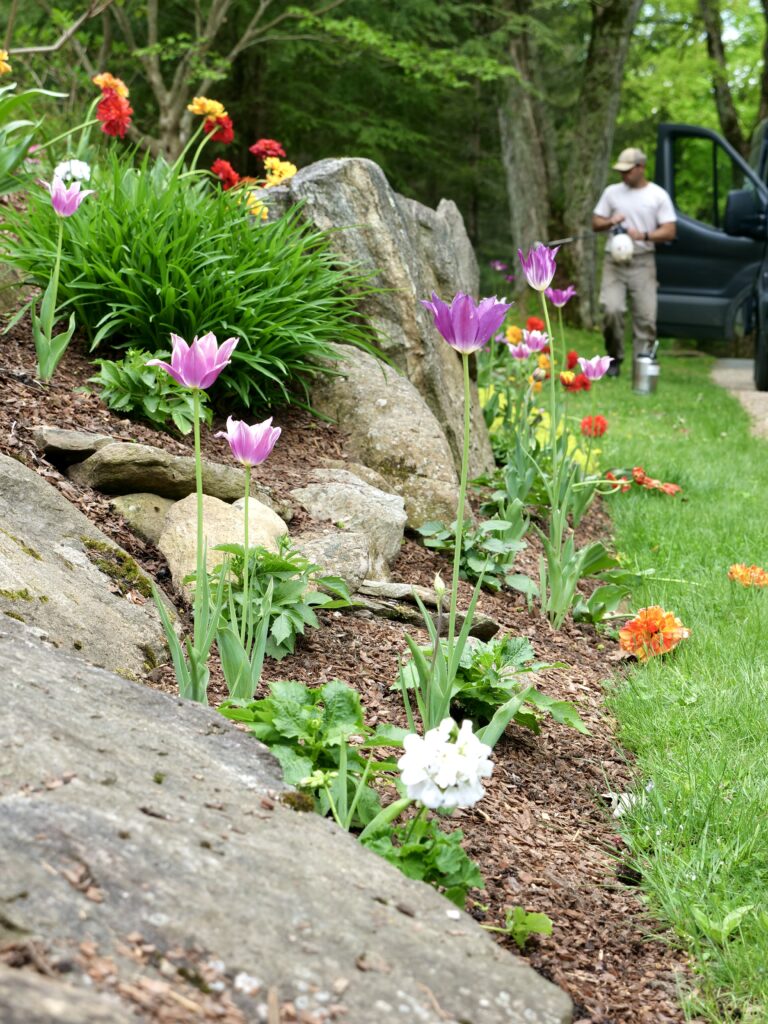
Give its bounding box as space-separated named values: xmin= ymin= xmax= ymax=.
xmin=756 ymin=322 xmax=768 ymax=391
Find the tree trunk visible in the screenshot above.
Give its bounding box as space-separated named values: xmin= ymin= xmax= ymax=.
xmin=496 ymin=21 xmax=553 ymax=297
xmin=698 ymin=0 xmax=748 ymax=156
xmin=560 ymin=0 xmax=643 ymax=328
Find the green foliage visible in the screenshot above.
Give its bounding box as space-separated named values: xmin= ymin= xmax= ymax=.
xmin=219 ymin=679 xmax=385 ymax=828
xmin=418 ymin=509 xmax=529 ymax=592
xmin=1 ymin=151 xmax=377 ymax=409
xmin=485 ymin=905 xmax=554 ymax=949
xmin=361 ymin=815 xmax=483 ymax=907
xmin=90 ymin=349 xmax=211 ymax=435
xmin=207 ymin=536 xmax=350 ymax=661
xmin=0 ymin=81 xmax=65 ymax=195
xmin=397 ymin=634 xmax=588 ymax=738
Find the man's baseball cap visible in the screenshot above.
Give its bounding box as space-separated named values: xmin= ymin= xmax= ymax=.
xmin=613 ymin=147 xmax=647 ymax=171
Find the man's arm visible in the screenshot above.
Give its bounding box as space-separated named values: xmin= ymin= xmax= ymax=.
xmin=626 ymin=220 xmax=677 ymax=243
xmin=592 ymin=212 xmax=625 ymax=232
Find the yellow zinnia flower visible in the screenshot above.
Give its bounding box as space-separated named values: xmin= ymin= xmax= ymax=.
xmin=92 ymin=72 xmax=129 ymax=97
xmin=187 ymin=96 xmax=227 ymax=119
xmin=505 ymin=325 xmax=522 ymax=344
xmin=0 ymin=50 xmax=11 ymax=76
xmin=537 ymin=353 xmax=550 ymax=371
xmin=263 ymin=156 xmax=298 ymax=187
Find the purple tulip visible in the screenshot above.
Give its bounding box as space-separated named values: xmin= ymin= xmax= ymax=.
xmin=489 ymin=260 xmax=508 ymax=272
xmin=147 ymin=331 xmax=238 ymax=390
xmin=522 ymin=329 xmax=548 ymax=353
xmin=216 ymin=415 xmax=281 ymax=466
xmin=43 ymin=175 xmax=95 ymax=217
xmin=545 ymin=285 xmax=577 ymax=308
xmin=518 ymin=244 xmax=559 ymax=292
xmin=421 ymin=292 xmax=511 ymax=354
xmin=577 ymin=355 xmax=612 ymax=380
xmin=508 ymin=342 xmax=531 ymax=359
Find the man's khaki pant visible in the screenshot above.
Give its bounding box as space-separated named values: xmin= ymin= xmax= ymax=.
xmin=598 ymin=252 xmax=657 ymax=362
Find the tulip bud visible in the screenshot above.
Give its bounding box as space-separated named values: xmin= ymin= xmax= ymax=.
xmin=434 ymin=573 xmax=446 ymax=605
xmin=532 ymin=367 xmax=547 ymax=382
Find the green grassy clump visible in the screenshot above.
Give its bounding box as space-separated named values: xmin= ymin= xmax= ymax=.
xmin=1 ymin=152 xmax=376 ymax=410
xmin=575 ymin=336 xmax=768 ymax=1022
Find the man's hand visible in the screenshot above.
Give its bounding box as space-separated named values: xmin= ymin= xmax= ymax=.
xmin=592 ymin=211 xmax=625 ymax=232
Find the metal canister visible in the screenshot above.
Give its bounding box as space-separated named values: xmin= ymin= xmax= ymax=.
xmin=632 ymin=352 xmax=660 ymax=395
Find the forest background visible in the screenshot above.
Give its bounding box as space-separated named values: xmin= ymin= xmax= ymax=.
xmin=5 ymin=0 xmax=768 ymax=326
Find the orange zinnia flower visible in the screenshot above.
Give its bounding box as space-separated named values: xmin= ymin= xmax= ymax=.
xmin=619 ymin=606 xmax=691 ymax=662
xmin=728 ymin=563 xmax=768 ymax=588
xmin=93 ymin=72 xmax=129 ymax=98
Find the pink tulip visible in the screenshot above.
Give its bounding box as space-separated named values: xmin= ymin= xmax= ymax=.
xmin=147 ymin=331 xmax=238 ymax=390
xmin=421 ymin=292 xmax=511 ymax=354
xmin=545 ymin=285 xmax=577 ymax=308
xmin=508 ymin=342 xmax=531 ymax=359
xmin=518 ymin=244 xmax=559 ymax=292
xmin=522 ymin=329 xmax=548 ymax=353
xmin=577 ymin=355 xmax=612 ymax=381
xmin=43 ymin=176 xmax=95 ymax=217
xmin=216 ymin=416 xmax=281 ymax=466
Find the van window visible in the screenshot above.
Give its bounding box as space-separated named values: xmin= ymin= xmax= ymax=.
xmin=673 ymin=135 xmax=746 ymax=228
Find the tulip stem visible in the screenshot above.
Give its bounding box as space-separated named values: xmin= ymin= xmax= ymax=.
xmin=33 ymin=119 xmax=99 ymax=155
xmin=448 ymin=354 xmax=472 ymax=657
xmin=193 ymin=389 xmax=204 ymax=633
xmin=540 ymin=294 xmax=559 ymax=489
xmin=242 ymin=465 xmax=251 ymax=645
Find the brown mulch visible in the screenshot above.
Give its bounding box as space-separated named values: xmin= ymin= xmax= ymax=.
xmin=0 ymin=317 xmax=700 ymax=1024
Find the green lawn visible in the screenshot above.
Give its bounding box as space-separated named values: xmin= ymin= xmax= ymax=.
xmin=563 ymin=331 xmax=768 ymax=1022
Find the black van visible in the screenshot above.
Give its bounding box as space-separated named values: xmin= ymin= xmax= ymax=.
xmin=654 ymin=122 xmax=768 ymax=388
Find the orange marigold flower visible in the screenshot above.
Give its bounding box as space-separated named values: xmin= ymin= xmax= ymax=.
xmin=528 ymin=374 xmax=543 ymax=394
xmin=96 ymin=89 xmax=133 ymax=138
xmin=505 ymin=325 xmax=523 ymax=344
xmin=728 ymin=563 xmax=768 ymax=587
xmin=0 ymin=49 xmax=12 ymax=76
xmin=537 ymin=353 xmax=551 ymax=371
xmin=93 ymin=72 xmax=129 ymax=98
xmin=619 ymin=606 xmax=691 ymax=662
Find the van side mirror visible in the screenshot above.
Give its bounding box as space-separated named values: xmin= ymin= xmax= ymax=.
xmin=724 ymin=188 xmax=767 ymax=239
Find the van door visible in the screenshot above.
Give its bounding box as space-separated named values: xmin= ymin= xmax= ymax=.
xmin=654 ymin=123 xmax=768 ymax=388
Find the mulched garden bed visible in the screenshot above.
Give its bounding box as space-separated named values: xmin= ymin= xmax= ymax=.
xmin=0 ymin=316 xmax=700 ymax=1024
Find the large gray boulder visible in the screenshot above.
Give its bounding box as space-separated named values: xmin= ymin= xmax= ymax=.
xmin=157 ymin=493 xmax=288 ymax=592
xmin=0 ymin=618 xmax=572 ymax=1024
xmin=291 ymin=468 xmax=406 ymax=579
xmin=311 ymin=345 xmax=460 ymax=529
xmin=0 ymin=453 xmax=168 ymax=677
xmin=267 ymin=157 xmax=496 ymax=478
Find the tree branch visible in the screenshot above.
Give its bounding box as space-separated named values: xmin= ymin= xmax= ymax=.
xmin=10 ymin=1 xmax=114 ymax=56
xmin=698 ymin=0 xmax=747 ymax=156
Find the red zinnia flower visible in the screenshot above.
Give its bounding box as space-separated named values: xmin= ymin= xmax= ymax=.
xmin=203 ymin=114 xmax=234 ymax=144
xmin=581 ymin=415 xmax=608 ymax=437
xmin=96 ymin=88 xmax=133 ymax=138
xmin=211 ymin=158 xmax=240 ymax=191
xmin=249 ymin=137 xmax=286 ymax=160
xmin=525 ymin=316 xmax=545 ymax=332
xmin=563 ymin=372 xmax=591 ymax=392
xmin=566 ymin=350 xmax=579 ymax=370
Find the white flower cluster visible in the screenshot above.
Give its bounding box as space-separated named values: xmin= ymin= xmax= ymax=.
xmin=397 ymin=717 xmax=493 ymax=810
xmin=53 ymin=159 xmax=91 ymax=184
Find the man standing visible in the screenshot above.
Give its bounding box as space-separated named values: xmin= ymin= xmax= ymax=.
xmin=592 ymin=147 xmax=677 ymax=376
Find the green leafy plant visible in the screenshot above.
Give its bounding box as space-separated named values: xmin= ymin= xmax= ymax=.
xmin=483 ymin=905 xmax=554 ymax=948
xmin=691 ymin=905 xmax=754 ymax=947
xmin=0 ymin=81 xmax=66 ymax=195
xmin=90 ymin=349 xmax=212 ymax=434
xmin=418 ymin=506 xmax=528 ymax=592
xmin=219 ymin=679 xmax=388 ymax=828
xmin=204 ymin=536 xmax=351 ymax=660
xmin=361 ymin=815 xmax=483 ymax=908
xmin=2 ymin=150 xmax=378 ymax=408
xmin=397 ymin=634 xmax=588 ymax=745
